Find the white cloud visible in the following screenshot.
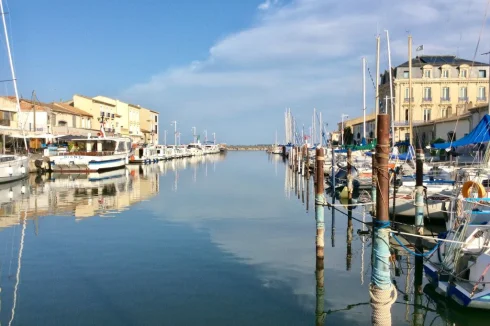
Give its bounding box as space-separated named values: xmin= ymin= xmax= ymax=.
xmin=120 ymin=0 xmax=490 ymax=144
xmin=258 ymin=0 xmax=279 ymax=11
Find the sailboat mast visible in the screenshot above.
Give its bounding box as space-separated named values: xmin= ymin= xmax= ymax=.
xmin=408 ymin=35 xmax=413 ymax=146
xmin=385 ymin=30 xmax=395 ymax=147
xmin=319 ymin=112 xmax=322 ymax=146
xmin=313 ymin=108 xmax=316 ymax=145
xmin=0 ymin=0 xmax=27 ymax=151
xmin=362 ymin=57 xmax=366 ymax=140
xmin=375 ymin=35 xmax=380 ymax=139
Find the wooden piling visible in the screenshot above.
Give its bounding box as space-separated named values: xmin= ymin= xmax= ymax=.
xmin=371 ymin=149 xmax=376 ymax=216
xmin=347 ymin=198 xmax=353 ymax=271
xmin=415 ymin=148 xmax=425 ymax=236
xmin=315 ymin=147 xmax=325 ymax=260
xmin=347 ymin=148 xmax=353 ymax=199
xmin=370 ymin=114 xmax=395 ymax=326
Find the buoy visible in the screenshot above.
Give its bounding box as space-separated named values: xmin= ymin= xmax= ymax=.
xmin=462 ymin=180 xmax=485 ymax=198
xmin=340 ymin=186 xmax=349 ymax=199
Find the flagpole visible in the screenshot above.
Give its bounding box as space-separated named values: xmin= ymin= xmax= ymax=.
xmin=385 ymin=29 xmax=395 ymax=147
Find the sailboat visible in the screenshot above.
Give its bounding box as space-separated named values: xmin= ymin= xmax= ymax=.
xmin=0 ymin=0 xmax=29 ymax=183
xmin=270 ymin=131 xmax=282 ymax=154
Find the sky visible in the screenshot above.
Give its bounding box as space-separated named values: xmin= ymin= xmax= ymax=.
xmin=2 ymin=0 xmax=490 ymax=144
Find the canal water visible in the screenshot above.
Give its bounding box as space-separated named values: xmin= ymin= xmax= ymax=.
xmin=0 ymin=151 xmax=487 ymax=325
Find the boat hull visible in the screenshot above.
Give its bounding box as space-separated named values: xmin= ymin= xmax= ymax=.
xmin=0 ymin=155 xmax=29 ymax=183
xmin=50 ymin=154 xmax=128 ymax=172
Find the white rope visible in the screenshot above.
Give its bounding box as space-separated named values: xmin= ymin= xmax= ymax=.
xmin=370 ymin=283 xmax=397 ymax=326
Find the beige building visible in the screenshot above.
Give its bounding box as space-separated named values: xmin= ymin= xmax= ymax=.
xmin=337 ymin=113 xmax=376 ymax=144
xmin=379 ymin=55 xmax=489 ymax=143
xmin=128 ymin=103 xmax=143 ymax=142
xmin=71 ymin=95 xmax=119 ymax=135
xmin=0 ymin=96 xmax=18 ymax=130
xmin=140 ymin=107 xmax=159 ymax=145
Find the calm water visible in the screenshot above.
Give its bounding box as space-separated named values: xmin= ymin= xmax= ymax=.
xmin=0 ymin=151 xmax=487 ymax=325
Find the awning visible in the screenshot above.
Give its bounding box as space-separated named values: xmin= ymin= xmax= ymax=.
xmin=432 ymin=114 xmax=490 ymax=149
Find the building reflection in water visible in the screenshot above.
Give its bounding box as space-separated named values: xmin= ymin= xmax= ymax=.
xmin=0 ymin=153 xmax=226 ymax=231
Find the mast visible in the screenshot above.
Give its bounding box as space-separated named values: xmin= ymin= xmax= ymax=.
xmin=408 ymin=35 xmax=413 ymax=146
xmin=313 ymin=108 xmax=316 ymax=145
xmin=9 ymin=214 xmax=26 ymax=326
xmin=0 ymin=0 xmax=27 ymax=151
xmin=386 ymin=30 xmax=395 ymax=147
xmin=164 ymin=130 xmax=167 ymax=146
xmin=362 ymin=57 xmax=366 ymax=140
xmin=319 ymin=112 xmax=322 ymax=146
xmin=375 ymin=35 xmax=380 ymax=140
xmin=171 ymin=121 xmax=177 ymax=146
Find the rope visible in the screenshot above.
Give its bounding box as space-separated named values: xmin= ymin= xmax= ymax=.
xmin=391 ymin=233 xmax=440 ymax=257
xmin=370 ymin=283 xmax=397 ymax=326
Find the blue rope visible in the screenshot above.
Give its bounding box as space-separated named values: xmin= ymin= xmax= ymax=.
xmin=374 ymin=220 xmax=391 ymax=229
xmin=391 ymin=233 xmax=441 ymax=257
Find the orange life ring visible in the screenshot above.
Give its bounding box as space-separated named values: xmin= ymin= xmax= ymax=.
xmin=461 ymin=181 xmax=486 ymax=198
xmin=130 ymin=155 xmax=135 ymax=161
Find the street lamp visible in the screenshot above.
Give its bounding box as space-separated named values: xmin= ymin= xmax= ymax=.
xmin=341 ymin=114 xmax=349 ymax=146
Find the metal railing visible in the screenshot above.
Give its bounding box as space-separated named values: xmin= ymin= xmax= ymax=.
xmin=422 ymin=97 xmax=432 ymax=102
xmin=440 ymin=97 xmax=451 ymax=102
xmin=458 ymin=96 xmax=468 ymax=102
xmin=477 ymin=96 xmax=487 ymax=102
xmin=403 ymin=97 xmax=414 ymax=103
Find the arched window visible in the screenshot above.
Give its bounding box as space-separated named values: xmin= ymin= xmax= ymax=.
xmin=58 ymin=120 xmax=67 ymax=126
xmin=357 ymin=132 xmax=361 ymax=139
xmin=369 ymin=131 xmax=374 ymax=139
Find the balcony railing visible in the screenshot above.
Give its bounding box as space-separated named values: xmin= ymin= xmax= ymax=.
xmin=403 ymin=97 xmax=414 ymax=103
xmin=477 ymin=96 xmax=487 ymax=102
xmin=440 ymin=97 xmax=451 ymax=102
xmin=458 ymin=96 xmax=468 ymax=102
xmin=422 ymin=97 xmax=432 ymax=102
xmin=393 ymin=120 xmax=426 ymax=127
xmin=0 ymin=119 xmax=11 ymax=126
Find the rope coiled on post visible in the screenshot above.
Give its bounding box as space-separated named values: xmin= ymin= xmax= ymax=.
xmin=370 ymin=283 xmax=397 ymax=326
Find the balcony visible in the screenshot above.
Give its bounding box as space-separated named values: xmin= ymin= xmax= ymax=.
xmin=440 ymin=97 xmax=451 ymax=102
xmin=393 ymin=120 xmax=426 ymax=127
xmin=422 ymin=97 xmax=432 ymax=102
xmin=403 ymin=97 xmax=414 ymax=103
xmin=0 ymin=119 xmax=11 ymax=126
xmin=458 ymin=96 xmax=468 ymax=102
xmin=477 ymin=96 xmax=487 ymax=102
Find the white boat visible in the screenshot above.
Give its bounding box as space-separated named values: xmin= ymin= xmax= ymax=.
xmin=388 ymin=192 xmax=450 ymax=220
xmin=203 ymin=143 xmax=220 ymax=154
xmin=0 ymin=155 xmax=29 ymax=183
xmin=130 ymin=145 xmax=158 ymax=164
xmin=50 ymin=137 xmax=132 ymax=172
xmin=155 ymin=145 xmax=167 ymax=160
xmin=424 ymin=193 xmax=490 ymax=309
xmin=187 ymin=143 xmax=204 ymax=156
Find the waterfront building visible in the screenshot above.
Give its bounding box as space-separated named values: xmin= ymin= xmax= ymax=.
xmin=140 ymin=106 xmax=159 ymax=145
xmin=379 ymin=55 xmax=489 ymax=143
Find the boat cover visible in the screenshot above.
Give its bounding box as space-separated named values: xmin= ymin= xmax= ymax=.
xmin=432 ymin=114 xmax=490 ymax=149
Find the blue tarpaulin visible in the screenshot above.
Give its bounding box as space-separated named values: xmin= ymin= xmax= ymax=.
xmin=432 ymin=114 xmax=490 ymax=149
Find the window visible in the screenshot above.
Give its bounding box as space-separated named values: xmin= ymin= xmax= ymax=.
xmin=405 ymin=109 xmax=409 ymax=121
xmin=442 ymin=87 xmax=450 ymax=100
xmin=461 ymin=69 xmax=467 ymax=78
xmin=423 ymin=109 xmax=431 ymax=121
xmin=403 ymin=71 xmax=409 ymax=78
xmin=479 ymin=70 xmax=487 ymax=78
xmin=478 ymin=86 xmax=486 ymax=100
xmin=423 ymin=87 xmax=432 ymax=100
xmin=88 ymin=119 xmax=92 ymax=129
xmin=72 ymin=115 xmax=76 ymax=127
xmin=459 ymin=87 xmax=468 ymax=101
xmin=154 ymin=125 xmax=158 ymax=134
xmin=441 ymin=108 xmax=448 ymax=118
xmin=442 ymin=70 xmax=449 ymax=78
xmin=405 ymin=133 xmax=410 ymax=141
xmin=424 ymin=70 xmax=431 ymax=78
xmin=155 ymin=115 xmax=158 ymax=122
xmin=58 ymin=120 xmax=67 ymax=126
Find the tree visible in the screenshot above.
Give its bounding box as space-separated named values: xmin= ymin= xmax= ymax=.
xmin=343 ymin=126 xmax=353 ymax=145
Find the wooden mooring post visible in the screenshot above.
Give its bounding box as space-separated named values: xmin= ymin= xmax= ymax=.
xmin=315 ymin=147 xmax=325 ymax=260
xmin=347 ymin=148 xmax=353 ymax=199
xmin=370 ymin=114 xmax=396 ymax=326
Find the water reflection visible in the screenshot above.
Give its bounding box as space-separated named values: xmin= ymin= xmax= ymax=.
xmin=0 ymin=154 xmax=225 ymax=230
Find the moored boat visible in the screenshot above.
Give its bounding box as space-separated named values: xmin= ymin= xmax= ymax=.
xmin=50 ymin=137 xmax=132 ymax=172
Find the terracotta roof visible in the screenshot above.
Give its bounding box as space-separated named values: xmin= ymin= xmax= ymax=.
xmin=140 ymin=128 xmax=151 ymax=133
xmin=50 ymin=102 xmax=92 ymax=117
xmin=19 ymin=99 xmax=49 ymax=112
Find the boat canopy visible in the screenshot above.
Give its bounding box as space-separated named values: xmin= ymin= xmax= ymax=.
xmin=432 ymin=114 xmax=490 ymax=149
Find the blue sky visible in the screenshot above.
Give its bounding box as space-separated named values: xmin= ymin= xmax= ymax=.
xmin=4 ymin=0 xmax=490 ymax=144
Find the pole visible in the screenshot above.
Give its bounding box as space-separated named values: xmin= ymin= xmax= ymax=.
xmin=371 ymin=149 xmax=376 ymax=216
xmin=164 ymin=130 xmax=167 ymax=146
xmin=375 ymin=35 xmax=380 ymax=140
xmin=415 ymin=147 xmax=425 ymax=257
xmin=363 ymin=57 xmax=367 ymax=140
xmin=347 ymin=148 xmax=353 ymax=199
xmin=32 ymin=90 xmax=36 ymax=132
xmin=346 ymin=196 xmax=353 ymax=271
xmin=370 ymin=114 xmax=395 ymax=325
xmin=409 ymin=35 xmax=413 ymax=147
xmin=413 ymin=247 xmax=424 ymax=326
xmin=341 ymin=117 xmax=344 ymax=147
xmin=315 ymin=147 xmax=325 ymax=261
xmin=313 ymin=108 xmax=316 ymax=145
xmin=386 ymin=30 xmax=395 ymax=146
xmin=319 ymin=112 xmax=322 ymax=146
